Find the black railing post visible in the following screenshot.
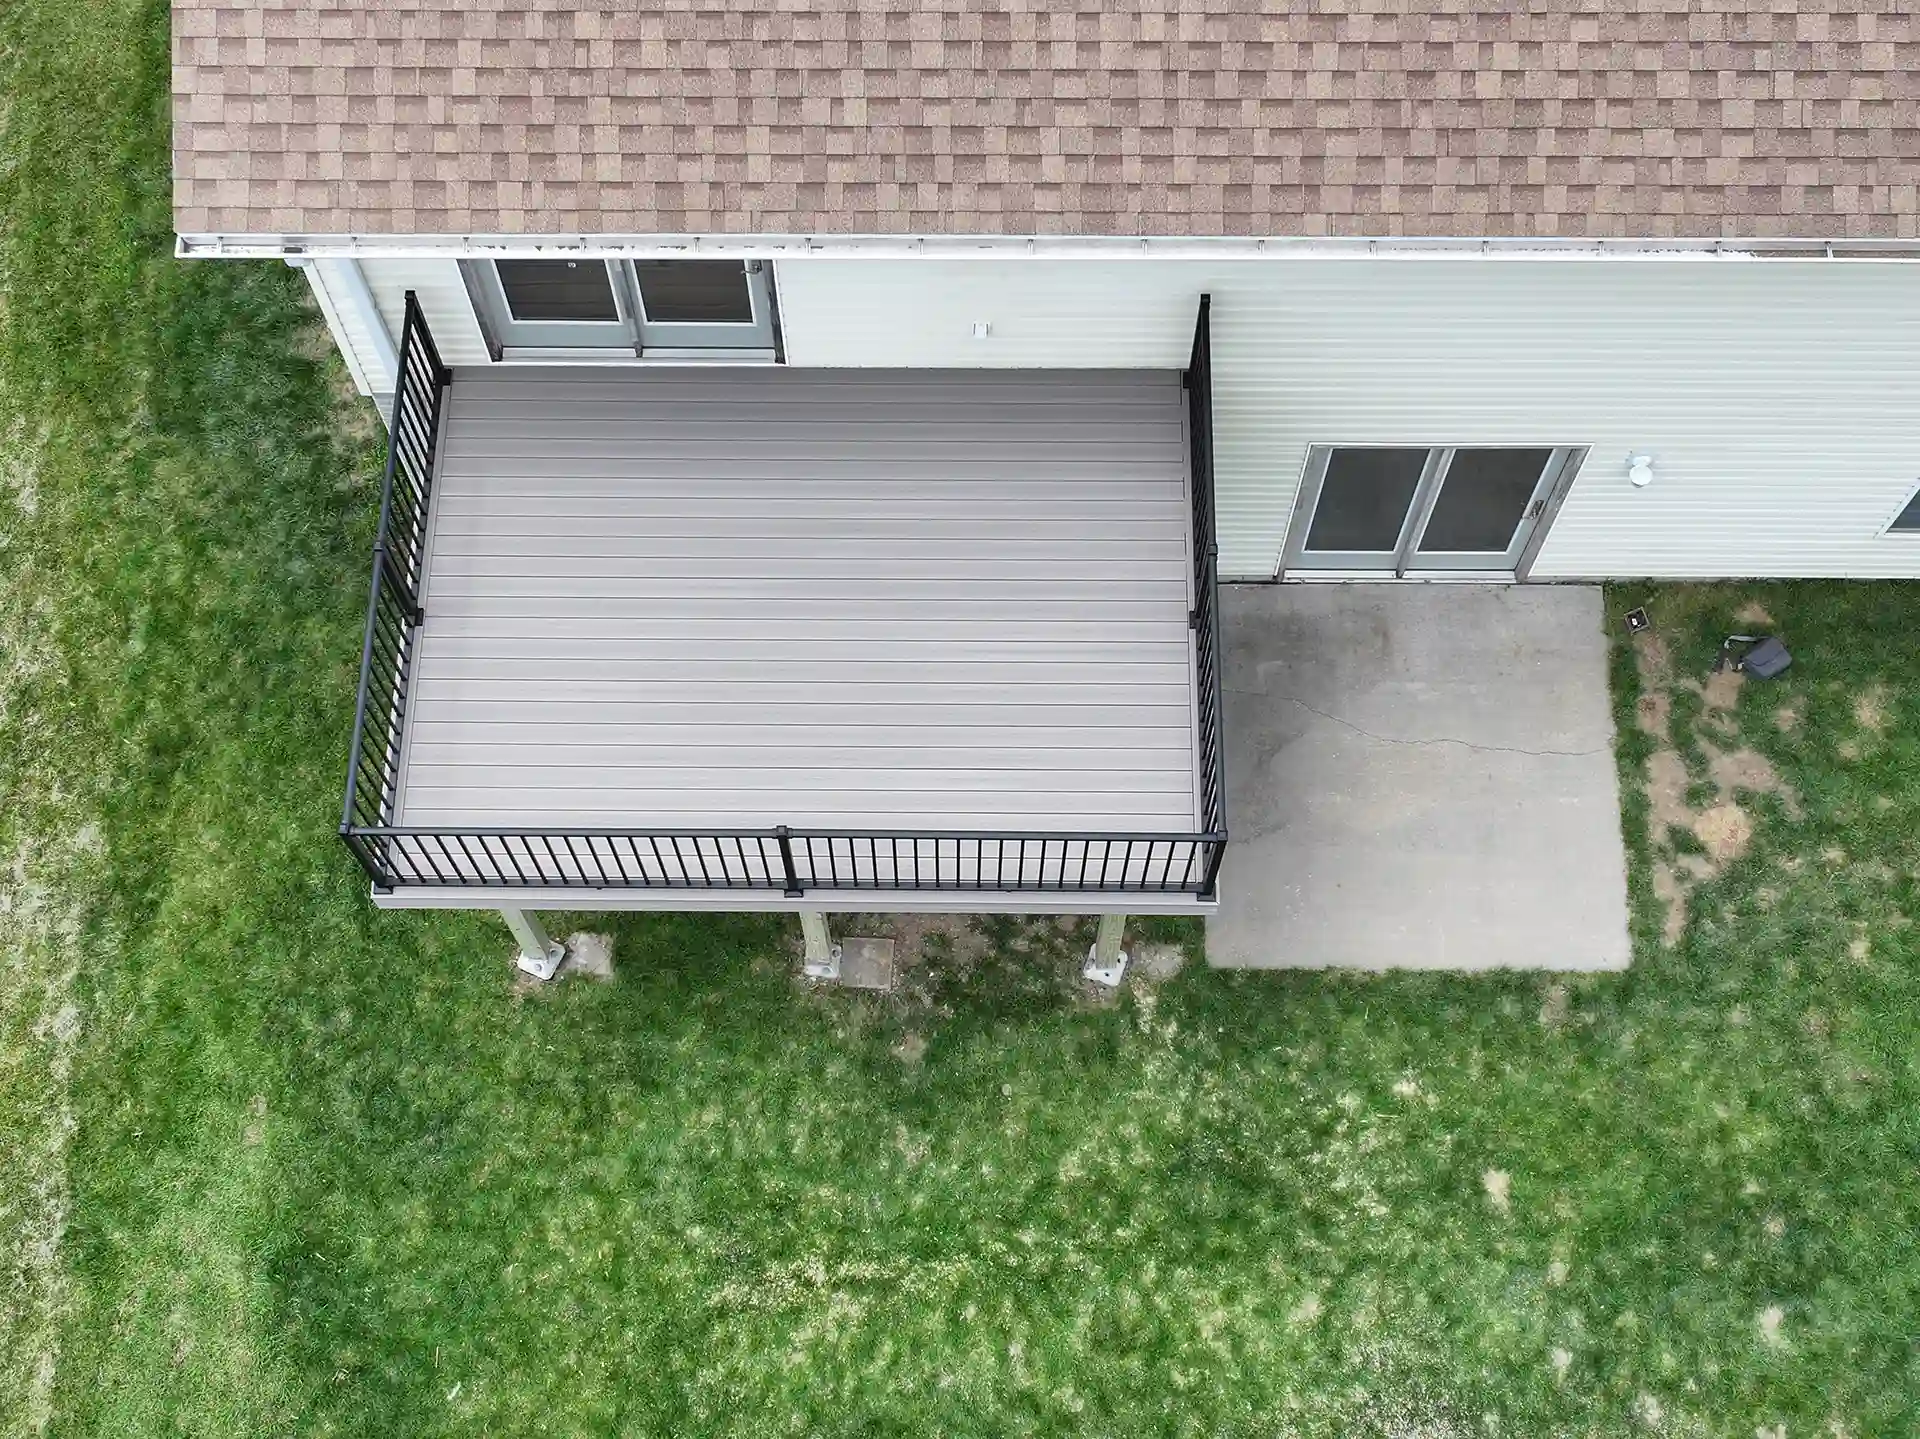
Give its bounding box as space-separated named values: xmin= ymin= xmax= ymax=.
xmin=1199 ymin=839 xmax=1226 ymax=900
xmin=776 ymin=826 xmax=804 ymax=897
xmin=339 ymin=827 xmax=393 ymax=891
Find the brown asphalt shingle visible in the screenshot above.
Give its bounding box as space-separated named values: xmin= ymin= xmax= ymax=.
xmin=172 ymin=1 xmax=1920 ymax=240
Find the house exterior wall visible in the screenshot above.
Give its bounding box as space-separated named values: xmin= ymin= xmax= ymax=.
xmin=773 ymin=257 xmax=1920 ymax=581
xmin=297 ymin=259 xmax=388 ymax=399
xmin=359 ymin=258 xmax=494 ymax=368
xmin=339 ymin=254 xmax=1920 ymax=580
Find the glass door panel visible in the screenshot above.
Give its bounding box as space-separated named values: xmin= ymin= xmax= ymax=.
xmin=1291 ymin=447 xmax=1434 ymax=570
xmin=633 ymin=261 xmax=754 ymax=322
xmin=1404 ymin=448 xmax=1558 ymax=570
xmin=496 ymin=259 xmax=622 ymax=322
xmin=480 ymin=259 xmax=637 ymax=350
xmin=632 ymin=260 xmax=775 ymax=352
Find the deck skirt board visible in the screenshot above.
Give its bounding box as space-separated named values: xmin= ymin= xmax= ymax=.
xmin=399 ymin=366 xmax=1201 ymax=836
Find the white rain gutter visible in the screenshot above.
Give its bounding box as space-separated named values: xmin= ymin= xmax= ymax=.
xmin=188 ymin=233 xmax=1920 ymax=263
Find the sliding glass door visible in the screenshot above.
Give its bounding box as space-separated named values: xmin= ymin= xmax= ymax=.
xmin=1286 ymin=445 xmax=1581 ymax=576
xmin=471 ymin=258 xmax=776 ymax=358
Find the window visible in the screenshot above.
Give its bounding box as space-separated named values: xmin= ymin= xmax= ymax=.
xmin=632 ymin=260 xmax=755 ymax=323
xmin=1303 ymin=448 xmax=1429 ymax=555
xmin=1892 ymin=483 xmax=1920 ymax=532
xmin=494 ymin=259 xmax=621 ymax=323
xmin=1418 ymin=448 xmax=1557 ymax=553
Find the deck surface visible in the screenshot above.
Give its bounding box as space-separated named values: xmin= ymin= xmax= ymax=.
xmin=397 ymin=367 xmax=1200 ymax=834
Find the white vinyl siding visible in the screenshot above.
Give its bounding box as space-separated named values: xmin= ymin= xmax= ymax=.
xmin=298 ymin=258 xmax=393 ymax=399
xmin=773 ymin=257 xmax=1920 ymax=581
xmin=358 ymin=257 xmax=493 ymax=367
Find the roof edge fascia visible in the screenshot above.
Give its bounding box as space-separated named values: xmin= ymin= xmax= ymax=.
xmin=176 ymin=232 xmax=1920 ymax=262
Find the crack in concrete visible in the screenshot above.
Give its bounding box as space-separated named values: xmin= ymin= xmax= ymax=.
xmin=1259 ymin=692 xmax=1611 ymax=759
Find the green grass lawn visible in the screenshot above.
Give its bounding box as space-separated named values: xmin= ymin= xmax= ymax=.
xmin=5 ymin=3 xmax=1920 ymax=1435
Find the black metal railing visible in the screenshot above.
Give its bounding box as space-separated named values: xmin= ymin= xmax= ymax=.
xmin=337 ymin=828 xmax=1224 ymax=895
xmin=1184 ymin=294 xmax=1229 ymax=896
xmin=340 ymin=292 xmax=450 ymax=882
xmin=339 ymin=295 xmax=1229 ymax=899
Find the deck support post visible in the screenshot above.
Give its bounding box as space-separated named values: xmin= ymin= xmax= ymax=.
xmin=501 ymin=908 xmax=567 ymax=981
xmin=1083 ymin=913 xmax=1129 ymax=987
xmin=799 ymin=910 xmax=841 ymax=980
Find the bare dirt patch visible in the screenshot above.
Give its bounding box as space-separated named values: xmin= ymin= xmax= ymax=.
xmin=1692 ymin=665 xmax=1746 ymax=735
xmin=798 ymin=913 xmax=1193 ymax=1024
xmin=1852 ymin=684 xmax=1889 ymax=735
xmin=1133 ymin=943 xmax=1186 ymax=982
xmin=1650 ymin=863 xmax=1688 ymax=945
xmin=1758 ymin=1304 xmax=1787 ymax=1349
xmin=1482 ymin=1168 xmax=1512 ymax=1214
xmin=1630 ymin=629 xmax=1672 ymax=683
xmin=1643 ymin=749 xmax=1693 ymax=842
xmin=1635 ymin=689 xmax=1671 ymax=740
xmin=1774 ymin=698 xmax=1805 ymax=733
xmin=806 ymin=912 xmax=990 ymax=1022
xmin=1631 ymin=622 xmax=1802 ymax=945
xmin=1735 ymin=602 xmax=1775 ymax=626
xmin=890 ymin=1032 xmax=928 ymax=1067
xmin=1692 ymin=805 xmax=1754 ymax=864
xmin=1705 ymin=745 xmax=1801 ymax=819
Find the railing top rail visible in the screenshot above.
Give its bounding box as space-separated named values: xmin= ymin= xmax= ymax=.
xmin=347 ymin=824 xmax=1229 ymax=842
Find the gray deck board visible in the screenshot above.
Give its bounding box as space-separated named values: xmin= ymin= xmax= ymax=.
xmin=397 ymin=367 xmax=1200 ymax=835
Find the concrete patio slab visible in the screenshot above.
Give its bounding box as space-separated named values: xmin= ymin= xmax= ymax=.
xmin=1208 ymin=584 xmax=1632 ymax=971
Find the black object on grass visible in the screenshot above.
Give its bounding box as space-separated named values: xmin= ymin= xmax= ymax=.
xmin=1717 ymin=634 xmax=1792 ymax=678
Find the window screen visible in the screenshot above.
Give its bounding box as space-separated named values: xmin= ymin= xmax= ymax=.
xmin=494 ymin=260 xmax=620 ymax=323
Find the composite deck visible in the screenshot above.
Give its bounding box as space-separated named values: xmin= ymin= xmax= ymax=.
xmin=393 ymin=367 xmax=1202 ymax=841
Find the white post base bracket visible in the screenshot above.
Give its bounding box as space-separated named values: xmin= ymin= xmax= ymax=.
xmin=800 ymin=910 xmax=843 ymax=981
xmin=1083 ymin=912 xmax=1130 ymax=988
xmin=501 ymin=908 xmax=567 ymax=981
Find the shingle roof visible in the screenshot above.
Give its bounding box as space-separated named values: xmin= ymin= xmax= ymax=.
xmin=173 ymin=1 xmax=1920 ymax=241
